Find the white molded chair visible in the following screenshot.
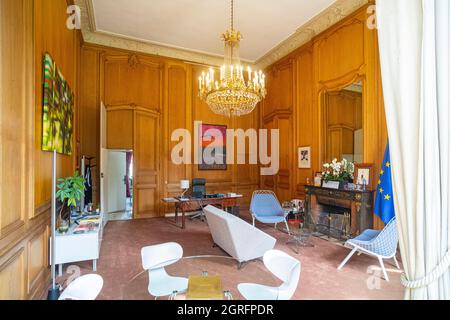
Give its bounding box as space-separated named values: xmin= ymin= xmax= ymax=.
xmin=337 ymin=218 xmax=399 ymax=281
xmin=58 ymin=274 xmax=103 ymax=300
xmin=238 ymin=250 xmax=301 ymax=300
xmin=141 ymin=242 xmax=188 ymax=299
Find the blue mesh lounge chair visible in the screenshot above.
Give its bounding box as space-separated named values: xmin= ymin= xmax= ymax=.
xmin=250 ymin=190 xmax=290 ymax=234
xmin=337 ymin=218 xmax=400 ymax=281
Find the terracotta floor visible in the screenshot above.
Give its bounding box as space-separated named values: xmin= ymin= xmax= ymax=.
xmin=57 ymin=212 xmax=404 ymax=300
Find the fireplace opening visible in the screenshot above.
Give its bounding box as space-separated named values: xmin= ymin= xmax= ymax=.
xmin=313 ymin=196 xmax=352 ymax=241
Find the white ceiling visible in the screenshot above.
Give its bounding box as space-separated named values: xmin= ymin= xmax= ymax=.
xmin=91 ymin=0 xmax=337 ymax=62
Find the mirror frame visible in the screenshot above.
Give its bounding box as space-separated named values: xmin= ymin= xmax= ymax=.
xmin=317 ymin=73 xmax=366 ymax=167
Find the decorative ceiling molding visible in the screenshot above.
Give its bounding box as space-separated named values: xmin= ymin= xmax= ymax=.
xmin=75 ymin=0 xmax=225 ymax=66
xmin=255 ymin=0 xmax=370 ymax=69
xmin=76 ymin=0 xmax=369 ymax=68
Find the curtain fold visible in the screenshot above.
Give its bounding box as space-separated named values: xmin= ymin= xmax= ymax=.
xmin=377 ymin=0 xmax=450 ymax=299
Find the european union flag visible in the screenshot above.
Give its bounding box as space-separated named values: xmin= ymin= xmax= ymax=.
xmin=374 ymin=144 xmax=395 ymax=224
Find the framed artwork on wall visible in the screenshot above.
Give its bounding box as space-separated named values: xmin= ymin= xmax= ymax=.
xmin=42 ymin=53 xmax=74 ymax=155
xmin=198 ymin=124 xmax=227 ymax=171
xmin=298 ymin=146 xmax=311 ymax=169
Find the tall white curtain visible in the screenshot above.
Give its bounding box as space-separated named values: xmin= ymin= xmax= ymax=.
xmin=377 ymin=0 xmax=450 ymax=299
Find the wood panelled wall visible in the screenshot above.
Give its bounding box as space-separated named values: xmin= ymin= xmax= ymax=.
xmin=260 ymin=4 xmax=387 ymax=230
xmin=79 ymin=45 xmax=260 ymax=218
xmin=0 ymin=0 xmax=81 ymax=299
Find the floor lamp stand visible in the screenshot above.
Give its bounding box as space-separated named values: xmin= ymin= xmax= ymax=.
xmin=47 ymin=150 xmax=60 ymax=300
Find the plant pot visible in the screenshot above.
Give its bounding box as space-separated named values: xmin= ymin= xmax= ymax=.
xmin=339 ymin=181 xmax=348 ymax=190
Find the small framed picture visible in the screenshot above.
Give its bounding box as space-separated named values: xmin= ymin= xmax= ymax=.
xmin=298 ymin=146 xmax=311 ymax=169
xmin=314 ymin=172 xmax=322 ymax=187
xmin=354 ymin=163 xmax=373 ymax=186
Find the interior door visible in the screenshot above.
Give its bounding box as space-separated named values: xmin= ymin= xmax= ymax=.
xmin=107 ymin=151 xmax=127 ymax=213
xmin=134 ymin=110 xmax=160 ymax=218
xmin=100 ymin=148 xmax=109 ymax=218
xmin=100 ymin=102 xmax=109 ymax=224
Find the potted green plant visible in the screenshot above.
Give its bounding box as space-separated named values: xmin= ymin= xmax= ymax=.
xmin=321 ymin=158 xmax=355 ymax=189
xmin=56 ymin=171 xmax=85 ymax=233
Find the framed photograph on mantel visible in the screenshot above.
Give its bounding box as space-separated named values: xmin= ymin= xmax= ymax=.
xmin=298 ymin=146 xmax=311 ymax=169
xmin=354 ymin=163 xmax=373 ymax=187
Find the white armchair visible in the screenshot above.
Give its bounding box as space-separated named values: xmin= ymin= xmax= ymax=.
xmin=238 ymin=250 xmax=301 ymax=300
xmin=204 ymin=205 xmax=276 ymax=268
xmin=59 ymin=274 xmax=103 ymax=300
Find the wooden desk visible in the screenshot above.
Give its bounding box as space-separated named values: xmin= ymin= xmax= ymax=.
xmin=163 ymin=195 xmax=243 ymax=229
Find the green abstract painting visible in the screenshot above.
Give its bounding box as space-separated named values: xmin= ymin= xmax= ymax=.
xmin=42 ymin=53 xmax=74 ymax=155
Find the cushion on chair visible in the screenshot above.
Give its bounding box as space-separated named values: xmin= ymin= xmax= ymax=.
xmin=253 ymin=215 xmax=287 ymax=224
xmin=250 ymin=194 xmax=284 ymax=217
xmin=349 ymin=229 xmax=381 ymax=243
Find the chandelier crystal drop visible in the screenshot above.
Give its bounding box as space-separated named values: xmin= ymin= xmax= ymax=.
xmin=198 ymin=0 xmax=266 ymax=117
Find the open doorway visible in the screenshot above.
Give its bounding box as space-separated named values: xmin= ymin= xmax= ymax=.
xmin=106 ymin=150 xmax=133 ymax=221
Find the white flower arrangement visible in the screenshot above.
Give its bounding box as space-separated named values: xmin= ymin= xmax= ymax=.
xmin=322 ymin=158 xmax=355 ymax=182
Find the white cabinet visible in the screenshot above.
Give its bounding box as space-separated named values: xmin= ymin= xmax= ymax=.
xmin=51 ymin=214 xmax=103 ymax=276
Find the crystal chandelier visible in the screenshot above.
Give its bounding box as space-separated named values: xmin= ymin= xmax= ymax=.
xmin=198 ymin=0 xmax=266 ymax=117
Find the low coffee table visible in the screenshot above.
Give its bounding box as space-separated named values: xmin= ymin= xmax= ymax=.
xmin=279 ymin=218 xmax=315 ymax=254
xmin=122 ymin=255 xmax=276 ymax=300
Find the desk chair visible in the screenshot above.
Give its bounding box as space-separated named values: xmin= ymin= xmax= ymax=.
xmin=190 ymin=178 xmax=207 ymax=221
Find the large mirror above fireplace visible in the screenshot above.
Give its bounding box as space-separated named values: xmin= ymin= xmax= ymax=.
xmin=321 ymin=81 xmax=363 ymax=163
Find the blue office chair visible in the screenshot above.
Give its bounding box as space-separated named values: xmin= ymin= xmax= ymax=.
xmin=250 ymin=190 xmax=290 ymax=234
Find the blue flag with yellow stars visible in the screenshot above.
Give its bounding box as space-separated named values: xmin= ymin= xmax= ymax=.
xmin=374 ymin=144 xmax=395 ymax=224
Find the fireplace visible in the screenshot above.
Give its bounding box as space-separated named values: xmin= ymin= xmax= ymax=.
xmin=304 ymin=185 xmax=375 ymax=239
xmin=317 ymin=211 xmax=352 ymax=240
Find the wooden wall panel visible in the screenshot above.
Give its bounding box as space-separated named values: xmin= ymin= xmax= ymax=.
xmin=295 ymin=47 xmax=316 ymax=197
xmin=79 ymin=48 xmax=100 ymax=205
xmin=0 ymin=0 xmax=31 ymax=237
xmin=103 ymin=54 xmax=162 ymax=111
xmin=106 ymin=109 xmax=134 ymax=150
xmin=34 ymin=0 xmax=79 ymax=212
xmin=80 ymin=46 xmax=261 ymax=216
xmin=191 ymin=66 xmax=234 ymax=188
xmin=134 ymin=111 xmax=161 ymax=219
xmin=264 ymin=5 xmax=388 ymax=229
xmin=315 ymin=18 xmax=365 ymax=84
xmin=0 ymin=249 xmax=26 ymax=300
xmin=261 ymin=59 xmax=295 ymax=202
xmin=165 ymin=64 xmax=189 ymax=187
xmin=27 ymin=227 xmax=48 ymax=295
xmin=1 ymin=0 xmax=81 ymax=300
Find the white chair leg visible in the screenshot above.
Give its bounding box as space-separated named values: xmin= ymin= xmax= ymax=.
xmin=284 ymin=220 xmax=290 ymax=235
xmin=274 ymin=223 xmax=277 ymax=230
xmin=338 ymin=247 xmax=357 ymax=270
xmin=252 ymin=217 xmax=255 ymax=227
xmin=378 ymin=257 xmax=389 ymax=282
xmin=393 ymin=255 xmax=400 ymax=269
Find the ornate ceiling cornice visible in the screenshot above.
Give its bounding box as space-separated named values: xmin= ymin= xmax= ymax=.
xmin=75 ymin=0 xmax=369 ymax=68
xmin=255 ymin=0 xmax=370 ymax=69
xmin=75 ymin=0 xmax=225 ymax=66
